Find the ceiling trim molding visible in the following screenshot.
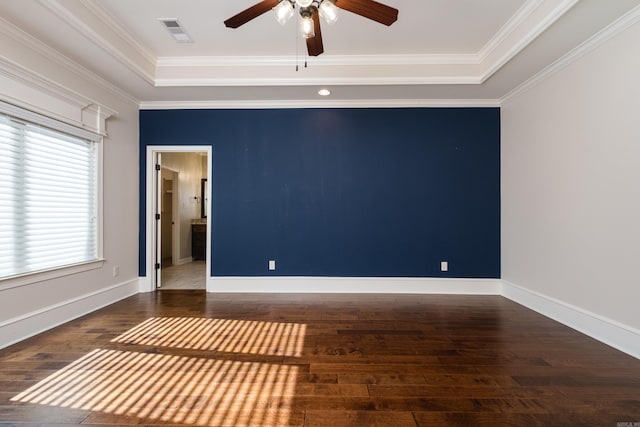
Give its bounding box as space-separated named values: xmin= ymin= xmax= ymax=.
xmin=155 ymin=53 xmax=481 ymax=68
xmin=36 ymin=0 xmax=156 ymax=85
xmin=139 ymin=99 xmax=501 ymax=110
xmin=151 ymin=0 xmax=575 ymax=74
xmin=153 ymin=75 xmax=482 ymax=87
xmin=477 ymin=0 xmax=545 ymax=62
xmin=0 ymin=16 xmax=138 ymax=107
xmin=50 ymin=0 xmax=580 ymax=90
xmin=478 ymin=0 xmax=579 ymax=82
xmin=500 ymin=3 xmax=640 ymax=106
xmin=149 ymin=0 xmax=578 ymax=88
xmin=80 ymin=0 xmax=157 ymax=65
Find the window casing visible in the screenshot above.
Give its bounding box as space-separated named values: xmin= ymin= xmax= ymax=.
xmin=0 ymin=102 xmax=102 ymax=283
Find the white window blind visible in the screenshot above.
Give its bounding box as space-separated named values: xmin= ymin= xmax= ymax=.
xmin=0 ymin=111 xmax=98 ymax=280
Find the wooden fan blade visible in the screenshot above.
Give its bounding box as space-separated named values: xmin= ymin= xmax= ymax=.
xmin=306 ymin=8 xmax=324 ymax=56
xmin=335 ymin=0 xmax=398 ymax=26
xmin=224 ymin=0 xmax=280 ymax=28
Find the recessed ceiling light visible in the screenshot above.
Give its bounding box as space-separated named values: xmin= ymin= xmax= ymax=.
xmin=318 ymin=89 xmax=331 ymax=96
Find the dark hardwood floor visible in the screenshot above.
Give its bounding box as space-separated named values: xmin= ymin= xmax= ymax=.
xmin=0 ymin=291 xmax=639 ymax=426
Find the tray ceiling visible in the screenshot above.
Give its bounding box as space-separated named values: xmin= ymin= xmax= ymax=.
xmin=0 ymin=0 xmax=639 ymax=105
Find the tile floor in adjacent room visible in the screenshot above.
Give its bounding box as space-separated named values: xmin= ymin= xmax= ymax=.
xmin=160 ymin=260 xmax=206 ymax=289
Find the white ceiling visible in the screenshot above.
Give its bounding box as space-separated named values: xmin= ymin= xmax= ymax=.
xmin=101 ymin=0 xmax=526 ymax=56
xmin=1 ymin=0 xmax=639 ymax=106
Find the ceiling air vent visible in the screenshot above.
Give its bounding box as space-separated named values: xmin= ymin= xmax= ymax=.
xmin=159 ymin=19 xmax=193 ymax=43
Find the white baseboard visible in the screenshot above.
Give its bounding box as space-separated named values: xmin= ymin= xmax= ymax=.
xmin=207 ymin=276 xmax=502 ymax=295
xmin=0 ymin=279 xmax=138 ymax=350
xmin=12 ymin=273 xmax=636 ymax=360
xmin=501 ymin=280 xmax=640 ymax=359
xmin=176 ymin=257 xmax=193 ymax=266
xmin=207 ymin=277 xmax=639 ymax=359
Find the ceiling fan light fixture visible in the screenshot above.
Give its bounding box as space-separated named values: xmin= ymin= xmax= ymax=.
xmin=225 ymin=0 xmax=399 ymax=57
xmin=300 ymin=15 xmax=315 ymax=39
xmin=273 ymin=1 xmax=294 ymax=25
xmin=319 ymin=0 xmax=338 ymax=24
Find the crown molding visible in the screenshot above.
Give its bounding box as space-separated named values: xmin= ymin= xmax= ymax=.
xmin=154 ymin=75 xmax=482 ymax=87
xmin=500 ymin=3 xmax=640 ymax=105
xmin=0 ymin=16 xmax=138 ymax=107
xmin=478 ymin=0 xmax=579 ymax=82
xmin=36 ymin=0 xmax=156 ymax=85
xmin=139 ymin=99 xmax=501 ymax=110
xmin=155 ymin=53 xmax=480 ymax=68
xmin=155 ymin=3 xmax=545 ymax=74
xmin=477 ymin=0 xmax=545 ymax=63
xmin=154 ymin=54 xmax=483 ymax=86
xmin=150 ymin=0 xmax=576 ymax=87
xmin=80 ymin=0 xmax=157 ymax=65
xmin=45 ymin=0 xmax=577 ymax=90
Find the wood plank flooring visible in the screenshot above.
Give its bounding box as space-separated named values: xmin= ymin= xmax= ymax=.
xmin=1 ymin=291 xmax=639 ymax=426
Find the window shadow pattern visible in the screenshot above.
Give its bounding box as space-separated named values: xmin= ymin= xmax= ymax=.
xmin=11 ymin=317 xmax=307 ymax=426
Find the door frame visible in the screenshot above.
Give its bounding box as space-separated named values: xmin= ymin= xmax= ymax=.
xmin=142 ymin=145 xmax=212 ymax=292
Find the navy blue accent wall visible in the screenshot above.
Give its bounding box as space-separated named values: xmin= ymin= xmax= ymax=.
xmin=139 ymin=108 xmax=500 ymax=278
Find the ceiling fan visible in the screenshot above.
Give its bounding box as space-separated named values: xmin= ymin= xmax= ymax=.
xmin=224 ymin=0 xmax=399 ymax=57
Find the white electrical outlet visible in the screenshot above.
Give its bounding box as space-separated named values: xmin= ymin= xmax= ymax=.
xmin=268 ymin=260 xmax=276 ymax=271
xmin=113 ymin=265 xmax=120 ymax=277
xmin=440 ymin=261 xmax=448 ymax=272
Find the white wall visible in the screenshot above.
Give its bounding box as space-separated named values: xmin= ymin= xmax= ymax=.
xmin=501 ymin=19 xmax=640 ymax=334
xmin=161 ymin=152 xmax=205 ymax=262
xmin=0 ymin=21 xmax=140 ymax=348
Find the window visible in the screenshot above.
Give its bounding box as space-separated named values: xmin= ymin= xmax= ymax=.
xmin=0 ymin=103 xmax=101 ymax=281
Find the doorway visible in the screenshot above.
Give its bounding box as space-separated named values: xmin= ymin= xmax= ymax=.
xmin=161 ymin=168 xmax=178 ymax=268
xmin=145 ymin=146 xmax=211 ymax=292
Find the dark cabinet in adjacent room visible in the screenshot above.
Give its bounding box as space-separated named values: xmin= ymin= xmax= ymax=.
xmin=191 ymin=222 xmax=206 ymax=260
